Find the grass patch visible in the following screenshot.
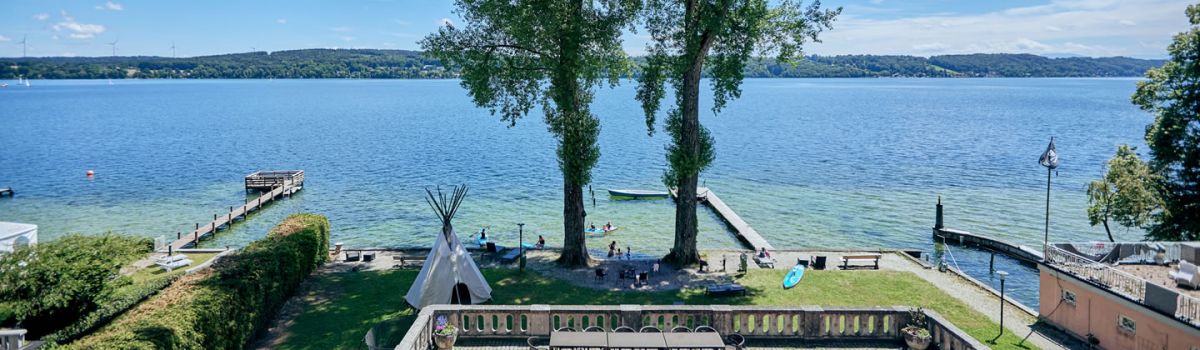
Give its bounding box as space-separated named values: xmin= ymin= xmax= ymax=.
xmin=128 ymin=252 xmax=221 ymax=283
xmin=276 ymin=268 xmax=1035 ymax=350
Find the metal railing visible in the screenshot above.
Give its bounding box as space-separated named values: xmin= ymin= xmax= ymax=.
xmin=0 ymin=329 xmax=25 ymax=350
xmin=1045 ymin=244 xmax=1200 ymax=327
xmin=394 ymin=305 xmax=987 ymax=350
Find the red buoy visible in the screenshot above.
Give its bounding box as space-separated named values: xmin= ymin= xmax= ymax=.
xmin=86 ymin=170 xmax=95 ymax=176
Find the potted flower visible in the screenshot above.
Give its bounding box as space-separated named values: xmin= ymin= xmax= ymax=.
xmin=902 ymin=307 xmax=932 ymax=350
xmin=432 ymin=315 xmax=458 ymax=349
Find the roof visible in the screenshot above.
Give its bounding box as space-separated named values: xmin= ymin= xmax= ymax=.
xmin=0 ymin=222 xmax=37 ymax=240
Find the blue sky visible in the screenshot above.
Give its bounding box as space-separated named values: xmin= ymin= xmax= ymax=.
xmin=0 ymin=0 xmax=1191 ymax=58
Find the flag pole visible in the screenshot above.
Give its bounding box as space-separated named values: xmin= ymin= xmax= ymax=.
xmin=1044 ymin=166 xmax=1051 ymax=248
xmin=1039 ymin=136 xmax=1057 ymax=254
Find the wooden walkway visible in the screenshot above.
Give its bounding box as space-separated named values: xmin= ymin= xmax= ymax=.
xmin=0 ymin=187 xmax=12 ymax=197
xmin=168 ymin=171 xmax=303 ymax=251
xmin=671 ymin=187 xmax=774 ymax=251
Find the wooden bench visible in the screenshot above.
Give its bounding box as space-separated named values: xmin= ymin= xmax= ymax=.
xmin=156 ymin=254 xmax=193 ymax=271
xmin=705 ymin=284 xmax=747 ymax=297
xmin=499 ymin=249 xmax=523 ymax=264
xmin=840 ymin=254 xmax=881 ymax=270
xmin=392 ymin=255 xmax=426 ymax=268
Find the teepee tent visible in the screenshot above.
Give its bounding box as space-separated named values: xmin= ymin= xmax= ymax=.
xmin=405 ymin=185 xmax=492 ymax=309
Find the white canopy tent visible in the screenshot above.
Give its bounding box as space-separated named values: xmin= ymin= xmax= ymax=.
xmin=0 ymin=222 xmax=37 ymax=253
xmin=405 ymin=185 xmax=492 ymax=309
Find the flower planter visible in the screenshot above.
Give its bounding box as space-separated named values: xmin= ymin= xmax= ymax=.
xmin=433 ymin=332 xmax=457 ymax=349
xmin=903 ymin=329 xmax=931 ymax=350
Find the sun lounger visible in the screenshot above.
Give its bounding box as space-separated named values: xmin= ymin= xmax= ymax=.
xmin=753 ymin=255 xmax=775 ymax=268
xmin=156 ymin=255 xmax=193 ymax=271
xmin=705 ymin=284 xmax=747 ymax=297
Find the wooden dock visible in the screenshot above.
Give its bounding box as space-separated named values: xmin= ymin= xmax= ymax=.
xmin=168 ymin=171 xmax=304 ymax=251
xmin=671 ymin=187 xmax=774 ymax=251
xmin=0 ymin=187 xmax=12 ymax=197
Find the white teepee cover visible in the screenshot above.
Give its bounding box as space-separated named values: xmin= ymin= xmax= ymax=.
xmin=405 ymin=228 xmax=492 ymax=309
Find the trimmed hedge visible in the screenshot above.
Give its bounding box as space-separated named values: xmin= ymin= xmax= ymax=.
xmin=0 ymin=234 xmax=152 ymax=338
xmin=62 ymin=214 xmax=330 ymax=349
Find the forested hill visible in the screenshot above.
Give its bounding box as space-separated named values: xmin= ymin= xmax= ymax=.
xmin=0 ymin=49 xmax=1163 ymax=79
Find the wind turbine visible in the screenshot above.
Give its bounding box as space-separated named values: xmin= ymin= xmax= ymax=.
xmin=170 ymin=41 xmax=176 ymax=58
xmin=17 ymin=35 xmax=27 ymax=58
xmin=107 ymin=37 xmax=119 ymax=57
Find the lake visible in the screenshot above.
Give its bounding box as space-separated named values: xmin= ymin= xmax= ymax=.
xmin=0 ymin=78 xmax=1151 ymax=309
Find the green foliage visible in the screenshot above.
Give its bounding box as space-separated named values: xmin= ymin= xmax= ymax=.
xmin=0 ymin=49 xmax=453 ymax=79
xmin=1132 ymin=3 xmax=1200 ymax=241
xmin=0 ymin=50 xmax=1162 ymax=80
xmin=61 ymin=214 xmax=330 ymax=350
xmin=1087 ymin=145 xmax=1161 ymax=241
xmin=41 ymin=275 xmax=177 ymax=344
xmin=0 ymin=234 xmax=151 ymax=338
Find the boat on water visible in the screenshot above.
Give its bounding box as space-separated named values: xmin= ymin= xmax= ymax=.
xmin=607 ymin=189 xmax=669 ymax=198
xmin=585 ymin=226 xmax=619 ymax=235
xmin=783 ymin=264 xmax=805 ymax=289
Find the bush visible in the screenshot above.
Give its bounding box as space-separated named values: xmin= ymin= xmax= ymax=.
xmin=0 ymin=234 xmax=152 ymax=338
xmin=62 ymin=214 xmax=330 ymax=350
xmin=41 ymin=274 xmax=178 ymax=344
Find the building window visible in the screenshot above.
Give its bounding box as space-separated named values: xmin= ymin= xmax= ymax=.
xmin=1061 ymin=289 xmax=1076 ymax=305
xmin=1118 ymin=315 xmax=1136 ymax=334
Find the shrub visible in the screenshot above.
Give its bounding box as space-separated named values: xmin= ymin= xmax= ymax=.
xmin=62 ymin=214 xmax=330 ymax=350
xmin=0 ymin=234 xmax=152 ymax=338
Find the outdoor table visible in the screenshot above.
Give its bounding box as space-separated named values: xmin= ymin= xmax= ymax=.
xmin=549 ymin=331 xmax=608 ymax=349
xmin=606 ymin=332 xmax=667 ymax=349
xmin=663 ymin=332 xmax=724 ymax=349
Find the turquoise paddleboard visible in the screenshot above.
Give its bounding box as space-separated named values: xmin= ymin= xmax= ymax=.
xmin=783 ymin=264 xmax=805 ymax=289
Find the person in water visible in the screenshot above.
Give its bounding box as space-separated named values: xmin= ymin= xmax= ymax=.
xmin=480 ymin=227 xmax=488 ymax=240
xmin=608 ymin=241 xmax=617 ymax=257
xmin=590 ymin=223 xmax=597 ymax=230
xmin=625 ymin=247 xmax=631 ymax=259
xmin=536 ymin=235 xmax=545 ymax=249
xmin=605 ymin=221 xmax=613 ymax=231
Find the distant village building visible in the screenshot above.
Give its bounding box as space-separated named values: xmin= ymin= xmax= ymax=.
xmin=1040 ymin=242 xmax=1200 ymax=349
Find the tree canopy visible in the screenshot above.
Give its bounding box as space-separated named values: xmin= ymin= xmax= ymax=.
xmin=1086 ymin=145 xmax=1161 ymax=241
xmin=421 ymin=0 xmax=639 ymax=266
xmin=1133 ymin=4 xmax=1200 ymax=241
xmin=635 ymin=0 xmax=838 ymax=264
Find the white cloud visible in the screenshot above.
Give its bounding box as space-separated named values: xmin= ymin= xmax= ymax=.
xmin=95 ymin=1 xmax=123 ymax=11
xmin=0 ymin=35 xmax=9 ymax=42
xmin=53 ymin=11 xmax=106 ymax=39
xmin=276 ymin=18 xmax=287 ymax=24
xmin=330 ymin=26 xmax=352 ymax=32
xmin=33 ymin=13 xmax=49 ymax=21
xmin=807 ymin=0 xmax=1194 ymax=58
xmin=340 ymin=36 xmax=356 ymax=42
xmin=438 ymin=18 xmax=454 ymax=27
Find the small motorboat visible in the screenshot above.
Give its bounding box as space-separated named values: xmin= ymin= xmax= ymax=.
xmin=783 ymin=264 xmax=805 ymax=289
xmin=585 ymin=226 xmax=619 ymax=235
xmin=608 ymin=189 xmax=669 ymax=198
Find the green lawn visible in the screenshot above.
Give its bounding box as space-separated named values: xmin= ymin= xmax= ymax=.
xmin=276 ymin=268 xmax=1036 ymax=350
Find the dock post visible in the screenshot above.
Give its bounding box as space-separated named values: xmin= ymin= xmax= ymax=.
xmin=196 ymin=223 xmax=199 ymax=231
xmin=989 ymin=253 xmax=995 ymax=272
xmin=935 ymin=196 xmax=944 ymax=230
xmin=177 ymin=232 xmax=181 ymax=240
xmin=195 ymin=231 xmax=199 ymax=245
xmin=168 ymin=245 xmax=173 ymax=256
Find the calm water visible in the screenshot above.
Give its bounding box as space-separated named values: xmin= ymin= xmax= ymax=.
xmin=0 ymin=78 xmax=1151 ymax=309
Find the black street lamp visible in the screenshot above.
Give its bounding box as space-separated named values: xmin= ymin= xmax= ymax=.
xmin=518 ymin=223 xmax=526 ymax=271
xmin=991 ymin=270 xmax=1009 ymax=343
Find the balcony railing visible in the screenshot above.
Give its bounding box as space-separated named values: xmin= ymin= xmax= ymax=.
xmin=0 ymin=329 xmax=25 ymax=350
xmin=395 ymin=305 xmax=987 ymax=350
xmin=1045 ymin=244 xmax=1200 ymax=327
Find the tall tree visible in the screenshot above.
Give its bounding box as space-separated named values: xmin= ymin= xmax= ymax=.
xmin=635 ymin=0 xmax=839 ymax=264
xmin=1133 ymin=4 xmax=1200 ymax=241
xmin=1086 ymin=145 xmax=1161 ymax=242
xmin=421 ymin=0 xmax=638 ymax=266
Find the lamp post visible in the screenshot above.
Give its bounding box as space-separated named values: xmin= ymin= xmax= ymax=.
xmin=992 ymin=271 xmax=1009 ymax=343
xmin=1038 ymin=137 xmax=1058 ymax=253
xmin=518 ymin=223 xmax=526 ymax=271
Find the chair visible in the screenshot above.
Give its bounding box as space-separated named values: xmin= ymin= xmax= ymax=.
xmin=725 ymin=334 xmax=746 ymax=349
xmin=637 ymin=272 xmax=649 ymax=287
xmin=1170 ymin=261 xmax=1200 ymax=289
xmin=595 ymin=268 xmax=608 ymax=281
xmin=639 ymin=326 xmax=662 ymax=333
xmin=812 ymin=256 xmax=828 ymax=270
xmin=486 ymin=242 xmax=498 ymax=253
xmin=583 ymin=326 xmax=605 ymax=332
xmin=363 ymin=252 xmax=376 ymax=262
xmin=698 ymin=260 xmax=708 ymax=272
xmin=346 ymin=251 xmax=361 ymax=262
xmin=613 ymin=326 xmax=636 ymax=333
xmin=527 ymin=336 xmax=549 ymax=350
xmin=694 ymin=326 xmax=717 ymax=333
xmin=670 ymin=326 xmax=692 ymax=332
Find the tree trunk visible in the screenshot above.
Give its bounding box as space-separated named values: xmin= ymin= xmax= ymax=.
xmin=559 ymin=179 xmax=590 ymax=266
xmin=664 ymin=55 xmax=705 ymax=266
xmin=1102 ymin=217 xmax=1114 ymax=242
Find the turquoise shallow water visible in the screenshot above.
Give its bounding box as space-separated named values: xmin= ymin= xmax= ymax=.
xmin=0 ymin=78 xmax=1151 ymax=309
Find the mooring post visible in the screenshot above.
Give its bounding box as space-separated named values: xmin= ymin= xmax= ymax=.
xmin=168 ymin=245 xmax=173 ymax=256
xmin=989 ymin=253 xmax=995 ymax=272
xmin=935 ymin=196 xmax=944 ymax=230
xmin=177 ymin=232 xmax=181 ymax=240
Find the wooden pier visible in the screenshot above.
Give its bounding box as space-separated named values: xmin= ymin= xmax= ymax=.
xmin=168 ymin=171 xmax=304 ymax=251
xmin=671 ymin=187 xmax=774 ymax=251
xmin=0 ymin=187 xmax=12 ymax=197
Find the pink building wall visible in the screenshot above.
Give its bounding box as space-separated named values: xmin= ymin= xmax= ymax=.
xmin=1040 ymin=265 xmax=1200 ymax=350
